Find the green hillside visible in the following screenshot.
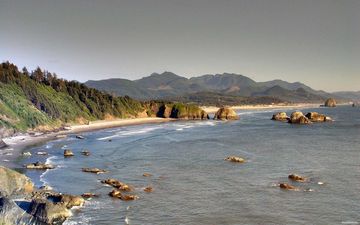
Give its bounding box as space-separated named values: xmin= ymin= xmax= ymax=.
xmin=0 ymin=62 xmax=144 ymax=132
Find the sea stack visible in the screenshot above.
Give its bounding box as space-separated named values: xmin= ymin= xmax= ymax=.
xmin=324 ymin=98 xmax=336 ymax=107
xmin=214 ymin=107 xmax=239 ymax=120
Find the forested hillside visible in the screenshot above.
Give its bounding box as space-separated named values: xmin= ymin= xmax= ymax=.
xmin=0 ymin=62 xmax=144 ymax=132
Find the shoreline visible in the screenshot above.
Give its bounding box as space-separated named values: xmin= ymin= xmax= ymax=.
xmin=0 ymin=117 xmax=173 ymax=168
xmin=0 ymin=103 xmax=321 ymax=167
xmin=201 ymin=103 xmax=321 ymax=113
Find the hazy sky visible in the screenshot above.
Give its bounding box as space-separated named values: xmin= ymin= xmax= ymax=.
xmin=0 ymin=0 xmax=359 ymax=92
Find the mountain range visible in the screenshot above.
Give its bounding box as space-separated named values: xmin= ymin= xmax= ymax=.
xmin=85 ymin=72 xmax=357 ymax=103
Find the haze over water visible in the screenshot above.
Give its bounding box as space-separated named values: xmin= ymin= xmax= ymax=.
xmin=23 ymin=106 xmax=360 ymax=225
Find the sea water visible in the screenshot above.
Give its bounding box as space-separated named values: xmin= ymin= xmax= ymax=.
xmin=22 ymin=106 xmax=360 ymax=225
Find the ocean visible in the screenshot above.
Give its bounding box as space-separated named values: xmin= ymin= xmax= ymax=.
xmin=21 ymin=105 xmax=360 ymax=225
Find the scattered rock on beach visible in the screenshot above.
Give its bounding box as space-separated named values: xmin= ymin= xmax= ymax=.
xmin=225 ymin=156 xmax=245 ymax=163
xmin=101 ymin=179 xmax=133 ymax=191
xmin=289 ymin=111 xmax=311 ymax=124
xmin=37 ymin=151 xmax=48 ymax=156
xmin=0 ymin=139 xmax=8 ymax=149
xmin=25 ymin=162 xmax=55 ymax=170
xmin=214 ymin=107 xmax=239 ymax=120
xmin=0 ymin=166 xmax=34 ymax=196
xmin=271 ymin=112 xmax=289 ymax=121
xmin=324 ymin=98 xmax=336 ymax=107
xmin=82 ymin=168 xmax=107 ymax=174
xmin=22 ymin=152 xmax=32 ymax=156
xmin=64 ymin=149 xmax=74 ymax=157
xmin=81 ymin=150 xmax=90 ymax=156
xmin=288 ymin=174 xmax=307 ymax=182
xmin=81 ymin=193 xmax=99 ymax=198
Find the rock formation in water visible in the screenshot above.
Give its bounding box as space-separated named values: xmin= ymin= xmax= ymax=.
xmin=63 ymin=149 xmax=74 ymax=157
xmin=305 ymin=112 xmax=332 ymax=122
xmin=288 ymin=111 xmax=311 ymax=124
xmin=271 ymin=112 xmax=289 ymax=121
xmin=324 ymin=98 xmax=336 ymax=107
xmin=214 ymin=107 xmax=239 ymax=120
xmin=0 ymin=167 xmax=84 ymax=224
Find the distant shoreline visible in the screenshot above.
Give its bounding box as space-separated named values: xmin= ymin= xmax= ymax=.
xmin=201 ymin=103 xmax=321 ymax=113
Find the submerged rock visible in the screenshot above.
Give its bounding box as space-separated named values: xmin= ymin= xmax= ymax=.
xmin=225 ymin=156 xmax=245 ymax=163
xmin=25 ymin=162 xmax=55 ymax=170
xmin=214 ymin=107 xmax=239 ymax=120
xmin=75 ymin=135 xmax=85 ymax=139
xmin=324 ymin=98 xmax=336 ymax=107
xmin=101 ymin=179 xmax=133 ymax=191
xmin=81 ymin=150 xmax=90 ymax=156
xmin=82 ymin=168 xmax=107 ymax=174
xmin=143 ymin=186 xmax=153 ymax=193
xmin=279 ymin=183 xmax=298 ymax=191
xmin=63 ymin=149 xmax=74 ymax=157
xmin=271 ymin=112 xmax=289 ymax=121
xmin=305 ymin=112 xmax=331 ymax=122
xmin=289 ymin=111 xmax=311 ymax=124
xmin=288 ymin=174 xmax=307 ymax=182
xmin=0 ymin=166 xmax=34 ymax=196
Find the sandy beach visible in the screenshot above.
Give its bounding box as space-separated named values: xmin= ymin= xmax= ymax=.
xmin=0 ymin=117 xmax=172 ymax=167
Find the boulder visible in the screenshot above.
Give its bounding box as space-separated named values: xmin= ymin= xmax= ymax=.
xmin=271 ymin=112 xmax=289 ymax=121
xmin=82 ymin=168 xmax=107 ymax=174
xmin=288 ymin=174 xmax=307 ymax=182
xmin=109 ymin=189 xmax=139 ymax=201
xmin=26 ymin=198 xmax=71 ymax=224
xmin=324 ymin=98 xmax=336 ymax=107
xmin=279 ymin=183 xmax=298 ymax=191
xmin=48 ymin=194 xmax=84 ymax=209
xmin=0 ymin=166 xmax=34 ymax=196
xmin=0 ymin=139 xmax=7 ymax=149
xmin=214 ymin=107 xmax=239 ymax=120
xmin=289 ymin=111 xmax=311 ymax=124
xmin=25 ymin=162 xmax=55 ymax=170
xmin=305 ymin=112 xmax=331 ymax=122
xmin=225 ymin=156 xmax=245 ymax=163
xmin=101 ymin=179 xmax=133 ymax=191
xmin=63 ymin=149 xmax=74 ymax=157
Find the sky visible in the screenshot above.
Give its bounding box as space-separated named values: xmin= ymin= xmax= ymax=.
xmin=0 ymin=0 xmax=359 ymax=92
